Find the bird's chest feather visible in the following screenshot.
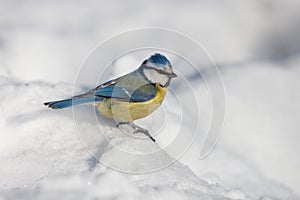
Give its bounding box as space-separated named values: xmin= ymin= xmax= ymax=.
xmin=97 ymin=84 xmax=167 ymax=122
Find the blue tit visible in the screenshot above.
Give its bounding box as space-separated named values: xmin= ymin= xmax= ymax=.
xmin=44 ymin=53 xmax=177 ymax=142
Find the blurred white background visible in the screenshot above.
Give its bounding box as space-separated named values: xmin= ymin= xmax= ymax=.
xmin=0 ymin=0 xmax=300 ymax=199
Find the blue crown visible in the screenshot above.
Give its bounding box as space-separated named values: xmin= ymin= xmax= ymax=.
xmin=148 ymin=53 xmax=170 ymax=65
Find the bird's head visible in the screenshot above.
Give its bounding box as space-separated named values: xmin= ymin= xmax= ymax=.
xmin=139 ymin=53 xmax=177 ymax=87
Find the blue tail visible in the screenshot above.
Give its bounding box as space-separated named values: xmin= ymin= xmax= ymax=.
xmin=44 ymin=97 xmax=102 ymax=109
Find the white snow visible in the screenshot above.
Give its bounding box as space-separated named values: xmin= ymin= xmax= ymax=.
xmin=0 ymin=0 xmax=300 ymax=199
xmin=0 ymin=76 xmax=252 ymax=199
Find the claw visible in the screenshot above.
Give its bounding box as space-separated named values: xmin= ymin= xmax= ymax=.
xmin=116 ymin=122 xmax=128 ymax=128
xmin=116 ymin=122 xmax=155 ymax=142
xmin=147 ymin=135 xmax=156 ymax=142
xmin=133 ymin=128 xmax=155 ymax=142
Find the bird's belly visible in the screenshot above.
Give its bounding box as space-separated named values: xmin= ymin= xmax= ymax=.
xmin=97 ymin=86 xmax=167 ymax=122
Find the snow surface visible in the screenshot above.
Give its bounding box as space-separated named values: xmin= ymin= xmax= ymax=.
xmin=0 ymin=77 xmax=252 ymax=200
xmin=0 ymin=0 xmax=300 ymax=199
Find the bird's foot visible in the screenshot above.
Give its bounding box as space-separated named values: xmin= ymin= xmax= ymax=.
xmin=116 ymin=122 xmax=155 ymax=142
xmin=116 ymin=122 xmax=128 ymax=128
xmin=133 ymin=126 xmax=156 ymax=142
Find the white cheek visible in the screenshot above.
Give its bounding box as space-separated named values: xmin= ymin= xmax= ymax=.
xmin=158 ymin=76 xmax=169 ymax=85
xmin=143 ymin=69 xmax=169 ymax=85
xmin=165 ymin=66 xmax=173 ymax=74
xmin=143 ymin=69 xmax=158 ymax=82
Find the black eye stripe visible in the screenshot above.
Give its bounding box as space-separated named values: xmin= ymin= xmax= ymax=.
xmin=148 ymin=67 xmax=171 ymax=75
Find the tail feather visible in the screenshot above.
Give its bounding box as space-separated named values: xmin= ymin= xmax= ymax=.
xmin=44 ymin=97 xmax=102 ymax=109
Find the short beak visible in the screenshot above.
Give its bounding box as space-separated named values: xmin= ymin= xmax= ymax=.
xmin=169 ymin=72 xmax=177 ymax=78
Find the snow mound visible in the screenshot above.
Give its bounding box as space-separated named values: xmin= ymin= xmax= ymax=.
xmin=0 ymin=76 xmax=253 ymax=199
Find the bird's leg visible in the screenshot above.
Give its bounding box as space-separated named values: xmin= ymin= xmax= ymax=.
xmin=131 ymin=123 xmax=156 ymax=142
xmin=116 ymin=122 xmax=156 ymax=142
xmin=116 ymin=122 xmax=129 ymax=127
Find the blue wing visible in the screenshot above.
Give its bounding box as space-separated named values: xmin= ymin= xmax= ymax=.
xmin=44 ymin=75 xmax=158 ymax=109
xmin=89 ymin=75 xmax=158 ymax=102
xmin=94 ymin=85 xmax=133 ymax=99
xmin=94 ymin=84 xmax=157 ymax=102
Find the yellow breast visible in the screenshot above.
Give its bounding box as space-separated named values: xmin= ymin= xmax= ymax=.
xmin=96 ymin=84 xmax=167 ymax=122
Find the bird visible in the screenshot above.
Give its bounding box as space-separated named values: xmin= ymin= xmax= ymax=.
xmin=44 ymin=53 xmax=177 ymax=142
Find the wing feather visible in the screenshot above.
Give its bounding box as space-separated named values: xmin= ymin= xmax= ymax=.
xmin=73 ymin=73 xmax=158 ymax=102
